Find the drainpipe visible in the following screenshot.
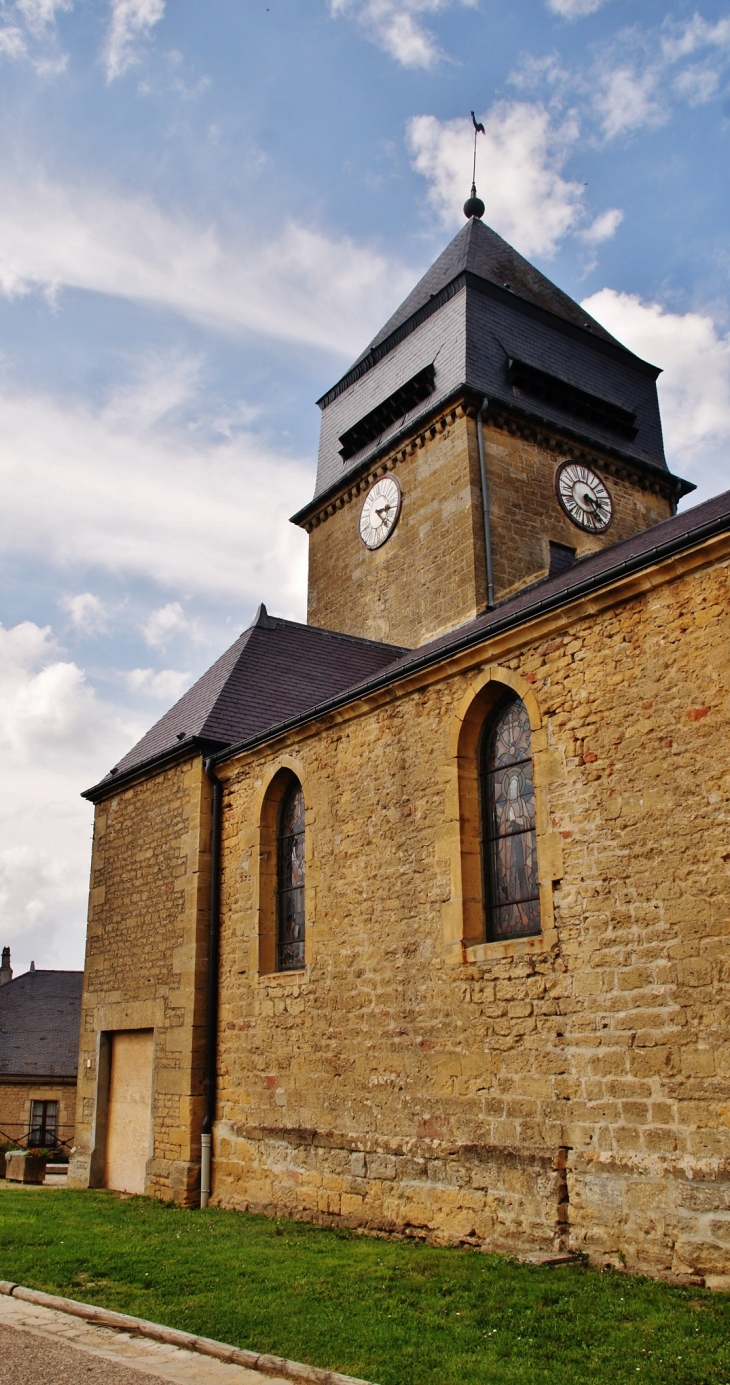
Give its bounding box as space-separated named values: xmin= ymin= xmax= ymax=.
xmin=201 ymin=757 xmax=222 ymax=1209
xmin=476 ymin=397 xmax=495 ymax=609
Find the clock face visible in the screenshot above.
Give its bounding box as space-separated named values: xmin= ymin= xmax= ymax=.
xmin=556 ymin=462 xmax=613 ymax=533
xmin=359 ymin=476 xmax=401 ymax=549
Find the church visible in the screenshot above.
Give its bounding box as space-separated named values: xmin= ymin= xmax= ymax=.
xmin=69 ymin=189 xmax=730 ymax=1285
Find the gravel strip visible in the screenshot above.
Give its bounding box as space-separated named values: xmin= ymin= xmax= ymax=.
xmin=0 ymin=1322 xmax=173 ymax=1385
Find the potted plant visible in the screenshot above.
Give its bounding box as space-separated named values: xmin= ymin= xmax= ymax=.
xmin=5 ymin=1146 xmax=49 ymax=1184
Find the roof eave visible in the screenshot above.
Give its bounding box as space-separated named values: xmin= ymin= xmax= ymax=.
xmin=81 ymin=736 xmax=228 ymax=805
xmin=219 ymin=502 xmax=730 ymax=766
xmin=0 ymin=1071 xmax=78 ymax=1084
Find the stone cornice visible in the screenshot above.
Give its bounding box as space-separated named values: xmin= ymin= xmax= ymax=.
xmin=292 ymin=390 xmax=688 ymax=533
xmin=213 ymin=526 xmax=730 ymax=780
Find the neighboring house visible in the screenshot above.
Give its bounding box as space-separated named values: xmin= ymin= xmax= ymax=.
xmin=0 ymin=949 xmax=83 ymax=1152
xmin=69 ymin=207 xmax=730 ymax=1283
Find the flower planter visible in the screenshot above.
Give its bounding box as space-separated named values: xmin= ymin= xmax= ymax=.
xmin=5 ymin=1150 xmax=48 ymax=1184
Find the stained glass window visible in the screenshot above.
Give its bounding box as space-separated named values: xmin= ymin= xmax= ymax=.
xmin=277 ymin=781 xmax=305 ymax=971
xmin=480 ymin=697 xmax=541 ymax=941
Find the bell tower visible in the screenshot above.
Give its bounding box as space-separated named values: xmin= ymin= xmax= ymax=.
xmin=292 ymin=206 xmax=692 ymax=649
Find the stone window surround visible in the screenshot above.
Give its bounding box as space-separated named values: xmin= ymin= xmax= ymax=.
xmin=441 ymin=664 xmax=564 ymax=965
xmin=248 ymin=676 xmax=563 ymax=979
xmin=254 ymin=758 xmax=313 ymax=980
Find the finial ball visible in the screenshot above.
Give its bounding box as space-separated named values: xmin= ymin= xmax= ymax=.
xmin=463 ymin=193 xmax=485 ymax=220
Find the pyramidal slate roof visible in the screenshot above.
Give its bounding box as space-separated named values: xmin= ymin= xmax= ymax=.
xmin=85 ymin=607 xmax=407 ymax=798
xmin=306 ymin=216 xmax=682 ymax=511
xmin=360 ymin=217 xmax=620 ymax=361
xmin=0 ymin=969 xmax=83 ymax=1080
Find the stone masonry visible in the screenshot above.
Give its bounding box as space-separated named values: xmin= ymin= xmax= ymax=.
xmin=0 ymin=1081 xmax=76 ymax=1151
xmin=210 ymin=533 xmax=730 ymax=1281
xmin=68 ymin=756 xmax=212 ymax=1203
xmin=304 ymin=401 xmax=674 ymax=649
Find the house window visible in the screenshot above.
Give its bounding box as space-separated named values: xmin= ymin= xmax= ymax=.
xmin=481 ymin=696 xmax=541 ymax=940
xmin=28 ymin=1099 xmax=58 ymax=1148
xmin=277 ymin=781 xmax=305 ymax=971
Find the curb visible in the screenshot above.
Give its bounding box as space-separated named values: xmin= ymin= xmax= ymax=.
xmin=0 ymin=1281 xmax=376 ymax=1385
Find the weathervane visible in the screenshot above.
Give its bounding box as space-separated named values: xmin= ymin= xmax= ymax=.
xmin=464 ymin=111 xmax=485 ymax=220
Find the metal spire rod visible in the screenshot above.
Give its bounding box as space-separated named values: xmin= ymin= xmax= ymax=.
xmin=471 ymin=110 xmax=485 ymax=194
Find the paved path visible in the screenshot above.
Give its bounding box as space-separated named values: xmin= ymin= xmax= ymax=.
xmin=0 ymin=1295 xmax=291 ymax=1385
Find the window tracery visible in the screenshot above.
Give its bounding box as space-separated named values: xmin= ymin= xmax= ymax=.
xmin=481 ymin=696 xmax=541 ymax=940
xmin=276 ymin=781 xmax=305 ymax=971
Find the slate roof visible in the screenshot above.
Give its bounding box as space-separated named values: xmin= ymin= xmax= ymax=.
xmin=0 ymin=970 xmax=83 ymax=1080
xmin=304 ymin=218 xmax=689 ymax=512
xmin=359 ymin=217 xmax=620 ymax=361
xmin=85 ymin=488 xmax=730 ymax=802
xmin=224 ymin=486 xmax=730 ymax=763
xmin=85 ymin=607 xmax=407 ymax=798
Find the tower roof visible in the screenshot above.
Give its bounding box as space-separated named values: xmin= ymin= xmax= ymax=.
xmin=300 ymin=216 xmax=689 ymax=517
xmin=361 ymin=217 xmax=620 ymax=363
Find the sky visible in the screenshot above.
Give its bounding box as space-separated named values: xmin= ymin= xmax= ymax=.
xmin=1 ymin=0 xmax=729 ymax=975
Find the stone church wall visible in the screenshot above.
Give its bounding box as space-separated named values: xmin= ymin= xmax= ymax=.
xmin=69 ymin=755 xmax=211 ymax=1204
xmin=212 ymin=536 xmax=730 ymax=1281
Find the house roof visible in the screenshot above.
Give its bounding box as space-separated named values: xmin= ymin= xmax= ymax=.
xmin=0 ymin=969 xmax=83 ymax=1081
xmin=225 ymin=486 xmax=730 ymax=764
xmin=84 ymin=607 xmax=407 ymax=798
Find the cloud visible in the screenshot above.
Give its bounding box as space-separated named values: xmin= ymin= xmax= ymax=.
xmin=125 ymin=666 xmax=192 ymax=699
xmin=103 ymin=0 xmax=164 ymax=82
xmin=408 ymin=104 xmax=595 ymax=258
xmin=593 ymin=64 xmax=664 ymax=140
xmin=661 ymin=14 xmax=730 ymax=63
xmin=329 ymin=0 xmax=474 ymax=68
xmin=547 ymin=0 xmax=609 ymax=15
xmin=0 ymin=355 xmax=311 ymax=611
xmin=142 ymin=600 xmax=189 ymax=649
xmin=591 ymin=13 xmax=730 ymax=140
xmin=580 ymin=207 xmax=623 ymax=245
xmin=0 ymin=619 xmax=142 ymax=970
xmin=515 ymin=13 xmax=730 ymax=144
xmin=0 ymin=24 xmax=25 ymax=59
xmin=582 ymin=288 xmax=730 ymax=501
xmin=61 ymin=591 xmax=109 ymax=636
xmin=0 ymin=0 xmax=70 ymax=72
xmin=0 ymin=168 xmax=412 ymax=357
xmin=16 ymin=0 xmax=71 ymax=32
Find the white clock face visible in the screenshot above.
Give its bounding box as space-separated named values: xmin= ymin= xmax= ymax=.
xmin=359 ymin=476 xmax=401 ymax=550
xmin=556 ymin=462 xmax=613 ymax=533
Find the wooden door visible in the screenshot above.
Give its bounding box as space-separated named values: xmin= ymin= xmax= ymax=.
xmin=105 ymin=1030 xmax=154 ymax=1194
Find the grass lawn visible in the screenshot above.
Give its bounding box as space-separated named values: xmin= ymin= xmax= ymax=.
xmin=0 ymin=1189 xmax=729 ymax=1384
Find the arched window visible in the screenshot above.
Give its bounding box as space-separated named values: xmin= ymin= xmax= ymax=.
xmin=480 ymin=696 xmax=541 ymax=941
xmin=276 ymin=780 xmax=305 ymax=971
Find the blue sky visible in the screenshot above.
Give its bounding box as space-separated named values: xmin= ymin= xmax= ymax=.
xmin=1 ymin=0 xmax=729 ymax=973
